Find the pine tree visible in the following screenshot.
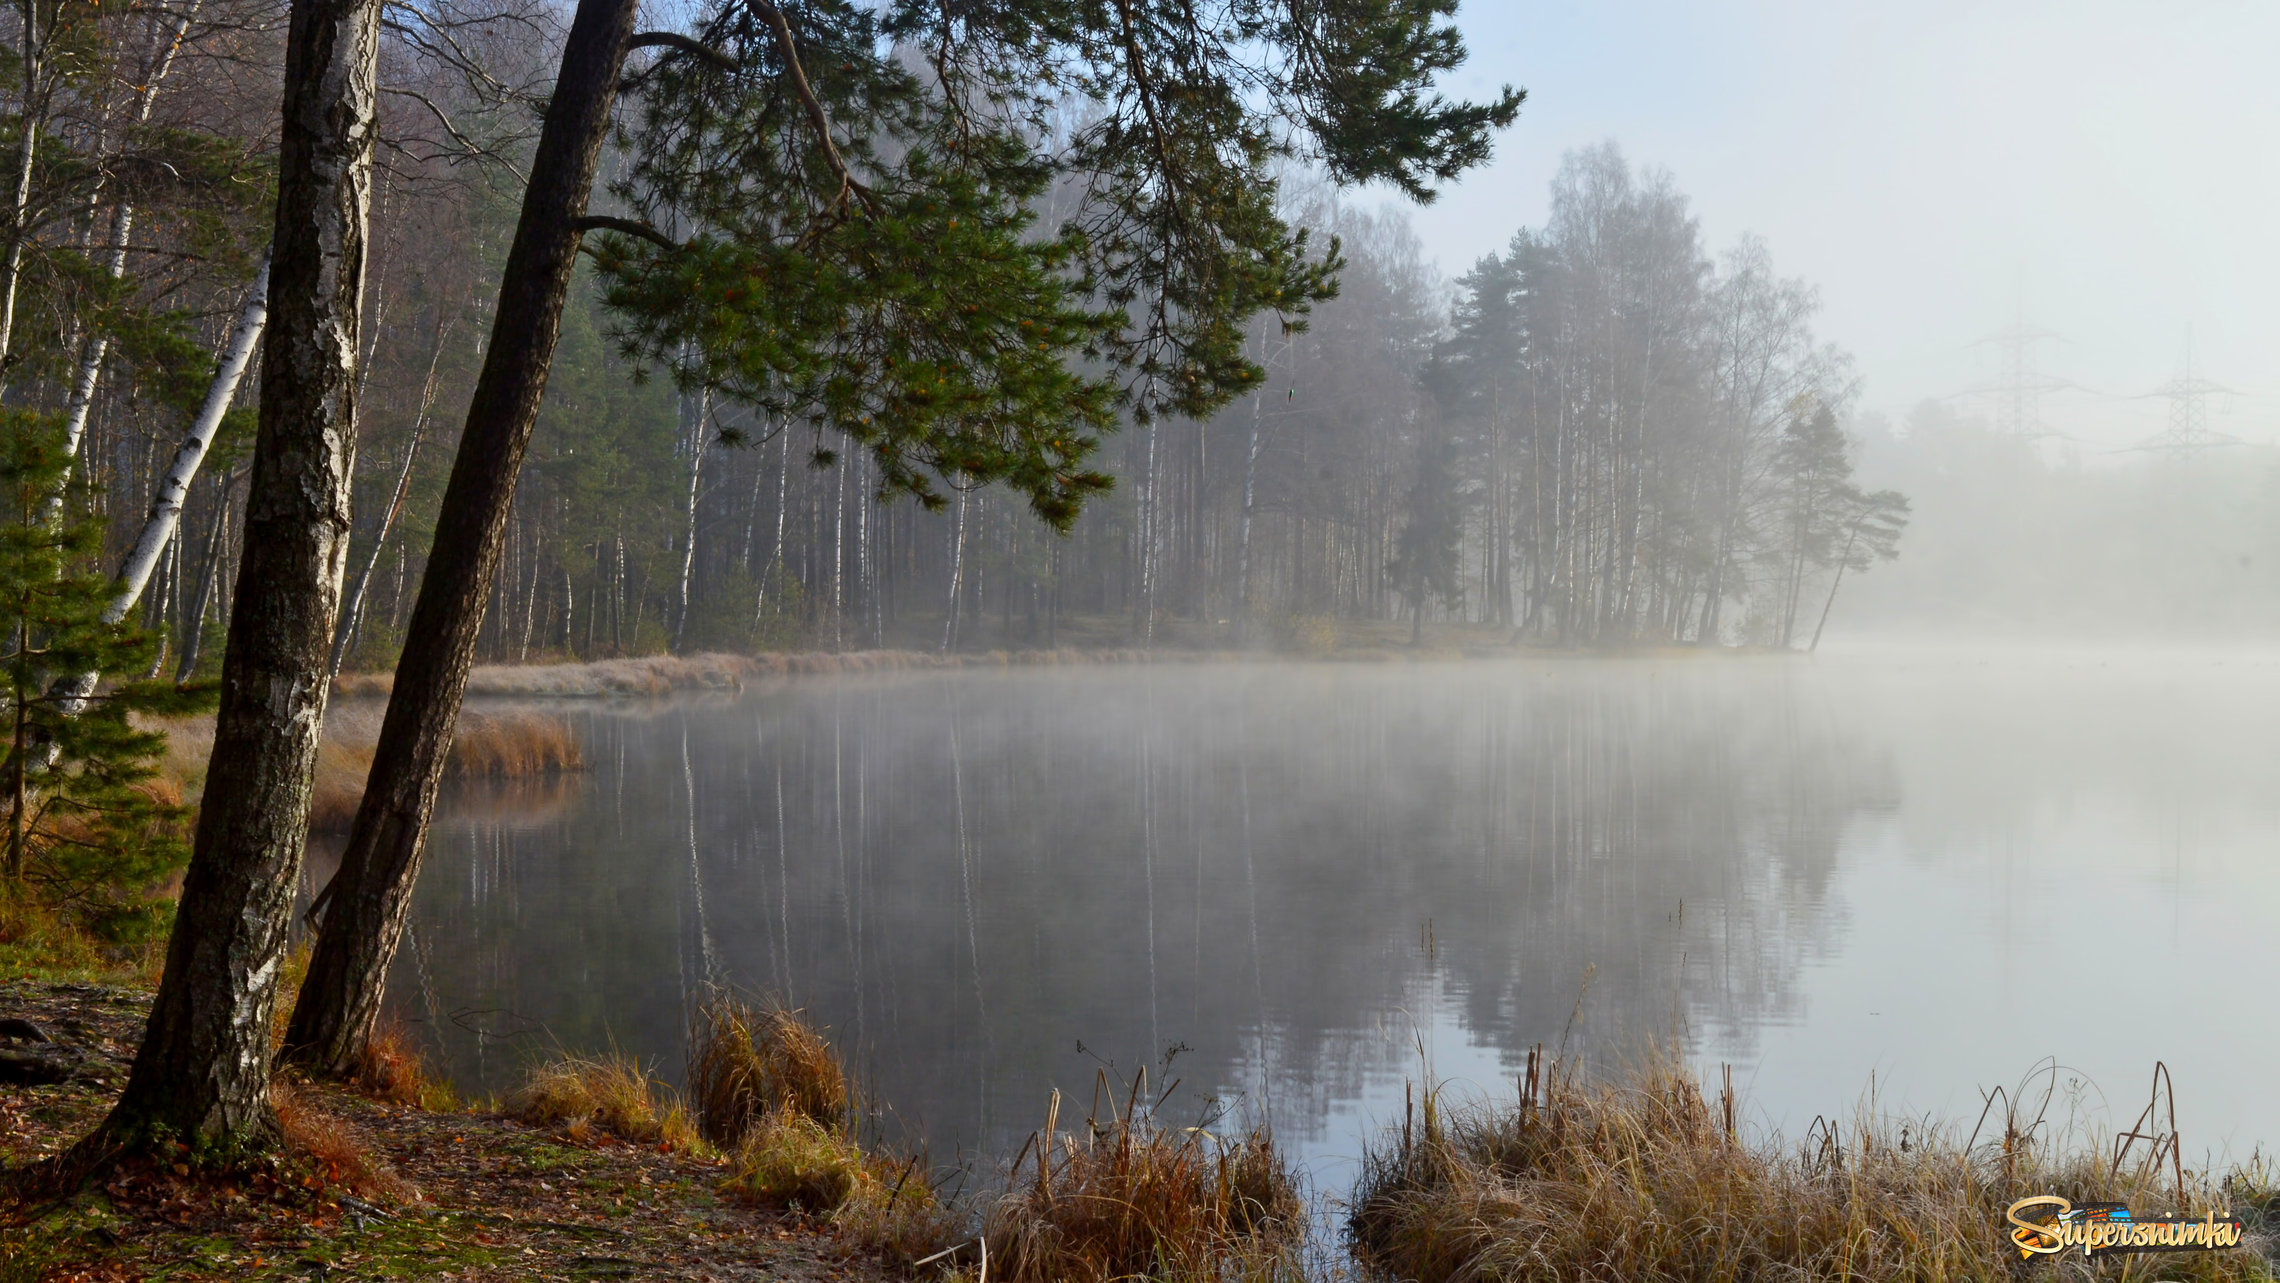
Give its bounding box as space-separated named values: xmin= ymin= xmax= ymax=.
xmin=0 ymin=411 xmax=205 ymax=943
xmin=1387 ymin=417 xmax=1465 ymax=644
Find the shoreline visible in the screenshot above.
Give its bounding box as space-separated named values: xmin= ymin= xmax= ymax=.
xmin=329 ymin=642 xmax=1807 ymax=701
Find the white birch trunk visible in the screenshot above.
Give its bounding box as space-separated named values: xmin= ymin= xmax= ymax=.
xmin=37 ymin=260 xmax=268 ymax=735
xmin=672 ymin=383 xmax=709 ymax=652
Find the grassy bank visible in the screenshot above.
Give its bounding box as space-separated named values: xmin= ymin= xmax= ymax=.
xmin=9 ymin=975 xmax=2280 ymax=1281
xmin=0 ymin=981 xmax=908 ymax=1283
xmin=1351 ymin=1048 xmax=2278 ymax=1283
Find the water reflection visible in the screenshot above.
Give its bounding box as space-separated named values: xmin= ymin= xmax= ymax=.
xmin=395 ymin=657 xmax=1901 ymax=1163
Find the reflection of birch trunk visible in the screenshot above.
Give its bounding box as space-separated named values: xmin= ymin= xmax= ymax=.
xmin=682 ymin=726 xmax=718 ymax=983
xmin=774 ymin=760 xmax=792 ymax=997
xmin=331 ymin=318 xmax=451 ymax=677
xmin=948 ymin=706 xmax=988 ymax=1130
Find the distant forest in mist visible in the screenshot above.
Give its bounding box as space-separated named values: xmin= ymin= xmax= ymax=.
xmin=44 ymin=6 xmax=2273 ymax=670
xmin=1844 ymin=404 xmax=2280 ymax=641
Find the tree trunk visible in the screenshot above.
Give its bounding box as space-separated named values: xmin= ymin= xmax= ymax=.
xmin=941 ymin=487 xmax=967 ymax=652
xmin=53 ymin=3 xmax=205 ymax=479
xmin=0 ymin=0 xmax=47 ymax=380
xmin=282 ymin=0 xmax=640 ymax=1075
xmin=332 ymin=320 xmax=449 ymax=677
xmin=96 ymin=0 xmax=380 ymax=1154
xmin=175 ymin=480 xmax=231 ymax=683
xmin=28 ymin=261 xmax=267 ymax=750
xmin=671 ymin=381 xmax=707 ymax=652
xmin=1808 ymin=522 xmax=1860 ymax=654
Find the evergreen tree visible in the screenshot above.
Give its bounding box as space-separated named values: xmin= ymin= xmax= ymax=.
xmin=1387 ymin=417 xmax=1465 ymax=644
xmin=1773 ymin=401 xmax=1856 ymax=647
xmin=0 ymin=411 xmax=205 ymax=943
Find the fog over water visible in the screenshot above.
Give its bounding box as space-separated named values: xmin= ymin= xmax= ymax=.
xmin=395 ymin=648 xmax=2280 ymax=1183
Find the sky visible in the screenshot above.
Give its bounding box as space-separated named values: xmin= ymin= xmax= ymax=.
xmin=1393 ymin=0 xmax=2280 ymax=451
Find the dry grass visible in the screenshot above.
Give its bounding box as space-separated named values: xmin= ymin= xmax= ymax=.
xmin=148 ymin=705 xmax=585 ymax=834
xmin=1348 ymin=1047 xmax=2276 ymax=1283
xmin=271 ymin=1079 xmax=410 ymax=1202
xmin=309 ymin=707 xmax=584 ymax=834
xmin=983 ymin=1078 xmax=1307 ymax=1283
xmin=688 ymin=994 xmax=849 ymax=1144
xmin=352 ymin=1017 xmax=457 ymax=1112
xmin=680 ymin=993 xmax=957 ymax=1262
xmin=328 ymin=647 xmax=1283 ymax=702
xmin=508 ymin=1052 xmax=701 ymax=1151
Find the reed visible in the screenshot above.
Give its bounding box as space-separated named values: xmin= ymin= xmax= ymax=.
xmin=983 ymin=1077 xmax=1307 ymax=1283
xmin=508 ymin=1053 xmax=700 ymax=1151
xmin=687 ymin=993 xmax=849 ymax=1143
xmin=303 ymin=707 xmax=584 ymax=834
xmin=1349 ymin=1046 xmax=2275 ymax=1283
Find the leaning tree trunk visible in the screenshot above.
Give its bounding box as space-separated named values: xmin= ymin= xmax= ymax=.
xmin=282 ymin=0 xmax=641 ymax=1075
xmin=31 ymin=261 xmax=270 ymax=749
xmin=94 ymin=0 xmax=379 ymax=1155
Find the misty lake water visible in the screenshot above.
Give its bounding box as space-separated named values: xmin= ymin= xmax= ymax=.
xmin=384 ymin=648 xmax=2280 ymax=1191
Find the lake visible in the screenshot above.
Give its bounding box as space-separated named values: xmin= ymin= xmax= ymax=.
xmin=389 ymin=647 xmax=2280 ymax=1194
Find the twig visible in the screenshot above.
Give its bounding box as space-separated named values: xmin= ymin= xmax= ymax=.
xmin=380 ymin=86 xmax=528 ymax=185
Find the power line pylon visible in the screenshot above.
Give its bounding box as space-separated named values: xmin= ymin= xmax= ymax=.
xmin=1967 ymin=306 xmax=2070 ymax=437
xmin=2127 ymin=327 xmax=2238 ymax=457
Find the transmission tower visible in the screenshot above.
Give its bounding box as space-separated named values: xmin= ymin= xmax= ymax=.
xmin=1966 ymin=305 xmax=2070 ymax=436
xmin=2127 ymin=327 xmax=2238 ymax=457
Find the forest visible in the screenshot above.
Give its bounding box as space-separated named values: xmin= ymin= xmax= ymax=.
xmin=0 ymin=0 xmax=1903 ymax=673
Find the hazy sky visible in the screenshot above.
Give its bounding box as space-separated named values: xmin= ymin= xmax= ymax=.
xmin=1405 ymin=0 xmax=2279 ymax=450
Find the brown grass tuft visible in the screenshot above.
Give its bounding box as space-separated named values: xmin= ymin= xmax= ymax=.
xmin=1349 ymin=1046 xmax=2274 ymax=1283
xmin=716 ymin=1108 xmax=958 ymax=1260
xmin=271 ymin=1080 xmax=409 ymax=1202
xmin=984 ymin=1080 xmax=1306 ymax=1283
xmin=508 ymin=1052 xmax=699 ymax=1151
xmin=353 ymin=1017 xmax=456 ymax=1111
xmin=688 ymin=993 xmax=848 ymax=1144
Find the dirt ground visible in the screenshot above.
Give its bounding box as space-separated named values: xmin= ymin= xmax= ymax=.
xmin=0 ymin=980 xmax=910 ymax=1282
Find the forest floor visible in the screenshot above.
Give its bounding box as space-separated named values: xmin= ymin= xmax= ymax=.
xmin=0 ymin=980 xmax=903 ymax=1283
